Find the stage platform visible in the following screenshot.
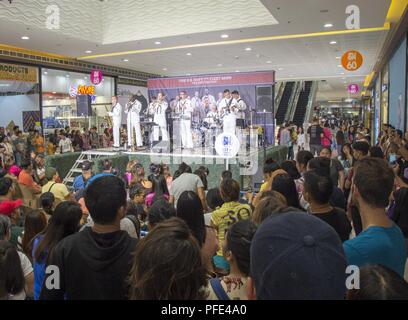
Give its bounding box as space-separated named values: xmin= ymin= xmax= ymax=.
xmin=48 ymin=145 xmax=288 ymax=191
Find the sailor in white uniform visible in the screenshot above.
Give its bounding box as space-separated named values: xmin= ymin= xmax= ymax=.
xmin=153 ymin=92 xmax=169 ymax=142
xmin=108 ymin=96 xmax=122 ymax=148
xmin=218 ymin=89 xmax=238 ymax=134
xmin=125 ymin=94 xmax=143 ymax=149
xmin=177 ymin=91 xmax=194 ymax=149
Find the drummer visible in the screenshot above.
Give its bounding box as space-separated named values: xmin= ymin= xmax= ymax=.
xmin=206 ymin=104 xmax=219 ymax=126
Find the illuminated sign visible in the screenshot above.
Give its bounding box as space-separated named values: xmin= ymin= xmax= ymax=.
xmin=69 ymin=85 xmax=96 ymax=102
xmin=341 ymin=50 xmax=363 ymax=71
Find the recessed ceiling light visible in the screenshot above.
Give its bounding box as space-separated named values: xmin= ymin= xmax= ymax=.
xmin=186 ymin=53 xmax=192 ymax=56
xmin=217 ymin=63 xmax=223 ymax=67
xmin=84 ymin=77 xmax=87 ymax=79
xmin=324 ymin=23 xmax=333 ymax=28
xmin=278 ymin=67 xmax=284 ymax=71
xmin=52 ymin=92 xmax=56 ymax=94
xmin=66 ymin=75 xmax=70 ymax=77
xmin=235 ymin=70 xmax=240 ymax=73
xmin=85 ymin=50 xmax=92 ymax=54
xmin=221 ymin=34 xmax=229 ymax=39
xmin=266 ymin=61 xmax=272 ymax=64
xmin=329 ymin=41 xmax=337 ymax=45
xmin=336 ymin=56 xmax=341 ymax=59
xmin=123 ymin=59 xmax=129 ymax=62
xmin=43 ymin=71 xmax=48 ymax=75
xmin=186 ymin=73 xmax=191 ymax=76
xmin=245 ymin=47 xmax=252 ymax=51
xmin=162 ymin=67 xmax=167 ymax=71
xmin=21 ymin=36 xmax=29 ymax=40
xmin=155 ymin=41 xmax=161 ymax=45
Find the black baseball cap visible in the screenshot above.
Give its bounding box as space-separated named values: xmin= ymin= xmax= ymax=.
xmin=250 ymin=211 xmax=347 ymax=300
xmin=81 ymin=161 xmax=93 ymax=171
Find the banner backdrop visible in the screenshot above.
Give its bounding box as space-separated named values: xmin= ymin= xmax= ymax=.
xmin=147 ymin=71 xmax=275 ymax=143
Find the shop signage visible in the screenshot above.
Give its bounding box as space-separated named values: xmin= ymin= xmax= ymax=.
xmin=348 ymin=84 xmax=359 ymax=94
xmin=341 ymin=50 xmax=363 ymax=71
xmin=90 ymin=70 xmax=103 ymax=85
xmin=69 ymin=85 xmax=96 ymax=101
xmin=0 ymin=63 xmax=37 ymax=82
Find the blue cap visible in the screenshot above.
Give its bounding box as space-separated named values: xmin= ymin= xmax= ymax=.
xmin=250 ymin=211 xmax=347 ymax=300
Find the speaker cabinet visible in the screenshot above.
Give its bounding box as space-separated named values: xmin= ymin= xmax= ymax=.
xmin=76 ymin=95 xmax=92 ymax=117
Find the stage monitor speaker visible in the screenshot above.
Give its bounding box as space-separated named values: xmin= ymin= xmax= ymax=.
xmin=76 ymin=95 xmax=92 ymax=117
xmin=256 ymin=85 xmax=273 ymax=113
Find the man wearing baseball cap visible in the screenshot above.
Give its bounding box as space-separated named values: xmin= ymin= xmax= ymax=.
xmin=41 ymin=167 xmax=72 ymax=201
xmin=73 ymin=161 xmax=93 ymax=192
xmin=248 ymin=211 xmax=348 ymax=300
xmin=0 ymin=198 xmax=23 ymax=246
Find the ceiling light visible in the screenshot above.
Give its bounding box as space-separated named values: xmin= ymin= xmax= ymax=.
xmin=186 ymin=73 xmax=191 ymax=76
xmin=52 ymin=92 xmax=57 ymax=94
xmin=84 ymin=77 xmax=88 ymax=79
xmin=186 ymin=53 xmax=192 ymax=56
xmin=21 ymin=36 xmax=29 ymax=40
xmin=235 ymin=70 xmax=240 ymax=73
xmin=162 ymin=67 xmax=167 ymax=71
xmin=221 ymin=34 xmax=229 ymax=39
xmin=85 ymin=50 xmax=92 ymax=54
xmin=245 ymin=47 xmax=252 ymax=51
xmin=278 ymin=67 xmax=284 ymax=71
xmin=266 ymin=61 xmax=272 ymax=64
xmin=337 ymin=65 xmax=342 ymax=68
xmin=155 ymin=41 xmax=161 ymax=45
xmin=340 ymin=72 xmax=345 ymax=75
xmin=123 ymin=59 xmax=129 ymax=62
xmin=324 ymin=23 xmax=333 ymax=28
xmin=66 ymin=75 xmax=70 ymax=77
xmin=336 ymin=56 xmax=341 ymax=59
xmin=217 ymin=63 xmax=223 ymax=67
xmin=43 ymin=71 xmax=48 ymax=75
xmin=329 ymin=41 xmax=337 ymax=45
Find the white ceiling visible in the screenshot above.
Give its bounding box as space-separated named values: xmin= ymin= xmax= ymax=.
xmin=0 ymin=0 xmax=392 ymax=101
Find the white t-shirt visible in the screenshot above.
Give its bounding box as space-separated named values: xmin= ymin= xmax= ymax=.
xmin=59 ymin=138 xmax=73 ymax=153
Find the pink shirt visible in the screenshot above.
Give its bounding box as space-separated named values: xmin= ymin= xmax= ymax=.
xmin=321 ymin=128 xmax=332 ymax=147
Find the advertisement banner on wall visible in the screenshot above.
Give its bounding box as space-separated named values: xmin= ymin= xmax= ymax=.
xmin=389 ymin=37 xmax=406 ymax=131
xmin=0 ymin=63 xmax=38 ymax=82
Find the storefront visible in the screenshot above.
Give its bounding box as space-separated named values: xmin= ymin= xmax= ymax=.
xmin=41 ymin=68 xmax=115 ymax=135
xmin=380 ymin=65 xmax=389 ymax=126
xmin=0 ymin=62 xmax=40 ymax=131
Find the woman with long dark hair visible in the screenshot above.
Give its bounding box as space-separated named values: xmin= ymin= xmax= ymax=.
xmin=21 ymin=209 xmax=47 ymax=260
xmin=32 ymin=201 xmax=82 ymax=300
xmin=145 ymin=174 xmax=169 ymax=207
xmin=271 ymin=173 xmax=302 ymax=209
xmin=128 ymin=218 xmax=208 ymax=300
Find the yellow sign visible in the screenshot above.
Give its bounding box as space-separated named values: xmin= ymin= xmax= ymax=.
xmin=341 ymin=50 xmax=363 ymax=71
xmin=0 ymin=63 xmax=38 ymax=82
xmin=77 ymin=85 xmax=95 ymax=95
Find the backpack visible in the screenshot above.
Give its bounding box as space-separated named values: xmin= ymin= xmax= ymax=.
xmin=126 ymin=214 xmax=141 ymax=238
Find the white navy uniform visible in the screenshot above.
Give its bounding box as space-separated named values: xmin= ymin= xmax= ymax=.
xmin=219 ymin=98 xmax=238 ymax=134
xmin=108 ymin=103 xmax=122 ymax=148
xmin=177 ymin=99 xmax=194 ymax=148
xmin=235 ymin=98 xmax=247 ymax=120
xmin=153 ymin=101 xmax=169 ymax=141
xmin=125 ymin=100 xmax=143 ymax=147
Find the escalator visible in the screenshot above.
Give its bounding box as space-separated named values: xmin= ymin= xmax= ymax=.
xmin=275 ymin=81 xmax=295 ymax=125
xmin=292 ymin=81 xmax=313 ymax=127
